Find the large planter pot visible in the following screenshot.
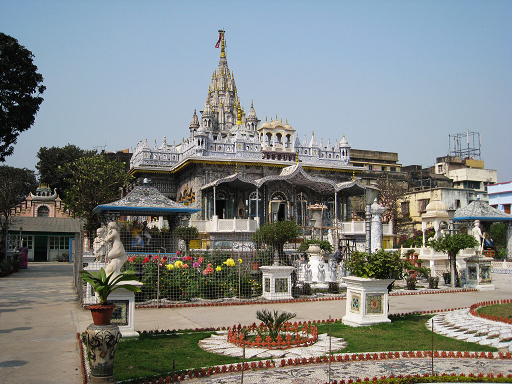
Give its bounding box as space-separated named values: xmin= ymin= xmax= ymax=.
xmin=342 ymin=276 xmax=394 ymax=327
xmin=85 ymin=323 xmax=120 ymax=382
xmin=87 ymin=304 xmax=116 ymax=326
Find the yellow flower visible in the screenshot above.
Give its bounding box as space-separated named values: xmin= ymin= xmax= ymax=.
xmin=166 ymin=264 xmax=174 ymax=271
xmin=216 ymin=266 xmax=222 ymax=271
xmin=224 ymin=258 xmax=235 ymax=267
xmin=174 ymin=260 xmax=183 ymax=268
xmin=238 ymin=258 xmax=242 ymax=264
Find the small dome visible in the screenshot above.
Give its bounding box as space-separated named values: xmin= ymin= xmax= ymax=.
xmin=339 ymin=135 xmax=350 ymax=147
xmin=260 ymin=120 xmax=272 ymax=129
xmin=426 ymin=199 xmax=448 ymax=212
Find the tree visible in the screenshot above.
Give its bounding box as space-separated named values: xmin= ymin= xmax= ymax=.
xmin=0 ymin=166 xmax=38 ymax=259
xmin=376 ymin=175 xmax=413 ymax=238
xmin=252 ymin=220 xmax=299 ymax=265
xmin=0 ymin=33 xmax=45 ymax=161
xmin=36 ymin=144 xmax=95 ymax=198
xmin=61 ymin=155 xmax=131 ymax=230
xmin=428 ymin=233 xmax=479 ymax=288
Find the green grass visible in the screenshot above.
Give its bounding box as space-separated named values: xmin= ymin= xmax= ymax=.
xmin=477 ymin=303 xmax=512 ymax=320
xmin=316 ymin=314 xmax=495 ymax=353
xmin=114 ymin=331 xmax=259 ymax=382
xmin=113 ymin=314 xmax=496 ymax=382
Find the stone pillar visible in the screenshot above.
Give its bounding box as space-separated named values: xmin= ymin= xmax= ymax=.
xmin=370 ymin=200 xmax=386 ymax=252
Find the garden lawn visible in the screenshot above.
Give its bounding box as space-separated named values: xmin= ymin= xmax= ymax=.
xmin=316 ymin=314 xmax=495 ymax=353
xmin=113 ymin=331 xmax=260 ymax=382
xmin=113 ymin=314 xmax=496 ymax=382
xmin=477 ymin=303 xmax=512 ymax=321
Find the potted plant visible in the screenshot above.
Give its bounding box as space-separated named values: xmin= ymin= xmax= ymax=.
xmin=80 ymin=268 xmax=141 ymax=325
xmin=342 ymin=250 xmax=407 ymax=327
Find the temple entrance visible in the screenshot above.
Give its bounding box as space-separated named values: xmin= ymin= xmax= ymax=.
xmin=270 ymin=192 xmax=287 ymax=222
xmin=34 ymin=235 xmax=47 ymax=261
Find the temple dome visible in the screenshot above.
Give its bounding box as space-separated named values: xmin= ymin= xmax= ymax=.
xmin=426 ymin=199 xmax=448 ymax=212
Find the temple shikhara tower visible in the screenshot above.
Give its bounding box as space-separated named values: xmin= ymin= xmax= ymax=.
xmin=130 ymin=30 xmax=378 ymax=243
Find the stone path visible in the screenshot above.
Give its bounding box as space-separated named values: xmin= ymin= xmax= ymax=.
xmin=429 ymin=309 xmax=512 ymax=351
xmin=182 ymin=357 xmax=512 ymax=384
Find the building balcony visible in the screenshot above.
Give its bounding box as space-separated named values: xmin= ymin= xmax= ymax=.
xmin=191 ymin=217 xmax=393 ymax=236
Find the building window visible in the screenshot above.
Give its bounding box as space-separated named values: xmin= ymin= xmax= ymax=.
xmin=401 ymin=202 xmax=410 ymax=216
xmin=418 ymin=199 xmax=430 ymax=213
xmin=49 ymin=236 xmax=71 ymax=250
xmin=437 ymin=164 xmax=443 ymax=173
xmin=7 ymin=235 xmax=32 ymax=251
xmin=456 ymin=200 xmax=461 ymax=208
xmin=390 ymin=167 xmax=396 ymax=172
xmin=37 ymin=206 xmax=50 ymax=217
xmin=504 ymin=204 xmax=511 ymax=214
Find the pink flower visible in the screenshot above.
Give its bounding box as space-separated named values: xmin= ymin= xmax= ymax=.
xmin=193 ymin=262 xmax=200 ymax=268
xmin=182 ymin=264 xmax=189 ymax=269
xmin=203 ymin=266 xmax=214 ymax=275
xmin=197 ymin=257 xmax=204 ymax=264
xmin=176 ymin=251 xmax=181 ymax=256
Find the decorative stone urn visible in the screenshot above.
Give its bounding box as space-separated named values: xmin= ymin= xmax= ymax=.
xmin=85 ymin=323 xmax=121 ymax=383
xmin=306 ymin=244 xmax=328 ymax=287
xmin=342 ymin=276 xmax=394 ymax=327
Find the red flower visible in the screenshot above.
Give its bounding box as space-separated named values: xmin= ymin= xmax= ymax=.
xmin=143 ymin=257 xmax=150 ymax=264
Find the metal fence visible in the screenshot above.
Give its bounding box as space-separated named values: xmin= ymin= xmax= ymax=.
xmin=74 ymin=219 xmax=347 ymax=305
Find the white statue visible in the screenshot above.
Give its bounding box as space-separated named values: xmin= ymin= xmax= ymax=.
xmin=103 ymin=221 xmax=128 ymax=278
xmin=471 ymin=220 xmax=483 ymax=254
xmin=92 ymin=227 xmax=107 ymax=262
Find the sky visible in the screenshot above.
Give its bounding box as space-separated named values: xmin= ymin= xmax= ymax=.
xmin=2 ymin=0 xmax=511 ymax=182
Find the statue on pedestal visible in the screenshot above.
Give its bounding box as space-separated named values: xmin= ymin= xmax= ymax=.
xmin=92 ymin=227 xmax=107 ymax=262
xmin=103 ymin=221 xmax=128 ymax=277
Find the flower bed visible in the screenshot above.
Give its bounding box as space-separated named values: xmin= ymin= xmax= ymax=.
xmin=227 ymin=322 xmax=318 ymax=349
xmin=123 ymin=251 xmax=262 ymax=302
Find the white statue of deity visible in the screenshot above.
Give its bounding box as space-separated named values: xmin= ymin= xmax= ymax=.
xmin=471 ymin=220 xmax=484 ymax=254
xmin=103 ymin=221 xmax=128 ymax=278
xmin=92 ymin=227 xmax=107 ymax=262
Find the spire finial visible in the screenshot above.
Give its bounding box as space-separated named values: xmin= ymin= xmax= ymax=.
xmin=237 ymin=101 xmax=242 ymax=124
xmin=219 ymin=30 xmax=226 ymax=58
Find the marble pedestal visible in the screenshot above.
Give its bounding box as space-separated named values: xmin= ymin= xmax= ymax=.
xmin=342 ymin=276 xmax=394 ymax=327
xmin=259 ymin=265 xmax=295 ymax=300
xmin=108 ymin=281 xmax=143 ymax=338
xmin=464 ymin=256 xmax=495 ymax=291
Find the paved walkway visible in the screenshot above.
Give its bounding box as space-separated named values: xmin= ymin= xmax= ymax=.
xmin=1 ymin=263 xmax=512 ymax=384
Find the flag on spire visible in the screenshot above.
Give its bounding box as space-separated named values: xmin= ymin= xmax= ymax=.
xmin=215 ymin=31 xmax=222 ymax=48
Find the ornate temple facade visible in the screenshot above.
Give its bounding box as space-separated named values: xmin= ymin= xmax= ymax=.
xmin=129 ymin=31 xmax=387 ymax=241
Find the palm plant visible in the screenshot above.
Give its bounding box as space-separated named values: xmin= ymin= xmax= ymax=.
xmin=256 ymin=309 xmax=296 ymax=340
xmin=80 ymin=267 xmax=141 ymax=304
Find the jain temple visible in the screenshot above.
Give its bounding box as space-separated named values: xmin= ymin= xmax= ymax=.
xmin=129 ymin=31 xmax=390 ymax=246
